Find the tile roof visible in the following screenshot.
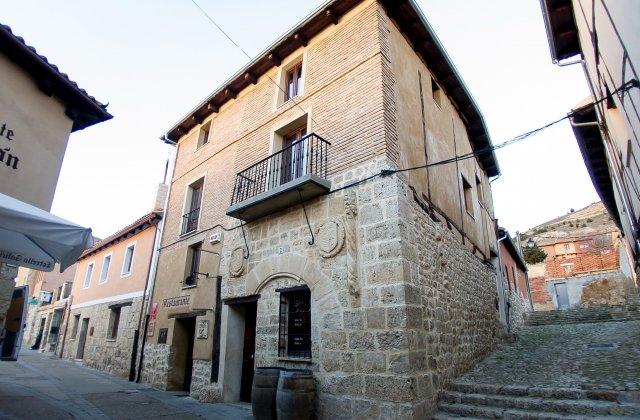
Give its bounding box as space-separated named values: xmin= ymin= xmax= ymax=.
xmin=79 ymin=212 xmax=161 ymax=259
xmin=0 ymin=23 xmax=112 ymax=131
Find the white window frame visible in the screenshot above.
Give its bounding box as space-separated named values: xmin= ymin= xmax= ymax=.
xmin=274 ymin=52 xmax=307 ymax=109
xmin=99 ymin=253 xmax=112 ymax=284
xmin=121 ymin=242 xmax=137 ymax=278
xmin=83 ymin=262 xmax=95 ymax=289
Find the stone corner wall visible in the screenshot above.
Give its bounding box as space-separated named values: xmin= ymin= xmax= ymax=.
xmin=508 ymin=290 xmax=529 ymax=333
xmin=140 ymin=342 xmax=172 ymax=390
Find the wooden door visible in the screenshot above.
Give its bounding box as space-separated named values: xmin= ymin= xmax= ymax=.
xmin=240 ymin=302 xmax=257 ymax=402
xmin=182 ymin=317 xmax=196 ymax=392
xmin=76 ymin=318 xmax=89 ymax=359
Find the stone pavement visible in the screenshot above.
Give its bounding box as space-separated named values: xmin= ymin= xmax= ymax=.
xmin=0 ymin=350 xmax=252 ymax=419
xmin=457 ymin=320 xmax=640 ymax=391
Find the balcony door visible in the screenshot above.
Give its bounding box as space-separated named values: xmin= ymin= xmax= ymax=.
xmin=280 ymin=126 xmax=307 ymax=185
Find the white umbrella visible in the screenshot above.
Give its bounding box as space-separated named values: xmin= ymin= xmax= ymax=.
xmin=0 ymin=192 xmax=93 ymax=272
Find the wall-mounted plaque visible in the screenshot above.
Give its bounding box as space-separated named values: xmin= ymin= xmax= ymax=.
xmin=162 ymin=295 xmax=190 ymax=308
xmin=196 ymin=319 xmax=209 ymax=339
xmin=158 ymin=328 xmax=168 ymax=344
xmin=147 ymin=320 xmax=155 ymax=337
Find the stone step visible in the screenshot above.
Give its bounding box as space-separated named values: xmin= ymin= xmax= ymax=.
xmin=441 ymin=391 xmax=633 ymax=416
xmin=523 ymin=305 xmax=640 ymax=326
xmin=435 ymin=402 xmax=587 ymax=419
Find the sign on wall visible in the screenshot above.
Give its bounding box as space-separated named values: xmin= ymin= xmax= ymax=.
xmin=147 ymin=320 xmax=155 ymax=337
xmin=162 ymin=295 xmax=190 ymax=308
xmin=196 ymin=319 xmax=209 ymax=339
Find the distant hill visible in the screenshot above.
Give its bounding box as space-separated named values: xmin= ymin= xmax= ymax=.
xmin=521 ymin=202 xmax=617 ymax=246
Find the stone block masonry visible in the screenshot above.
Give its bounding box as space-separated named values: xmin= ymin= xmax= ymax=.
xmin=205 ymin=158 xmax=503 ymax=418
xmin=62 ymin=297 xmax=143 ymax=379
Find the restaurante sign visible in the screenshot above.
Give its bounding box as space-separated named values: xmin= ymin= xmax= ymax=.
xmin=0 ymin=120 xmax=20 ymax=170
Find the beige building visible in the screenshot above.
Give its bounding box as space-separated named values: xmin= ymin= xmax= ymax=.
xmin=16 ymin=264 xmax=77 ymax=353
xmin=60 ymin=212 xmax=161 ymax=380
xmin=0 ymin=23 xmax=111 ymax=342
xmin=143 ymin=0 xmax=504 ymax=417
xmin=541 ymin=0 xmax=640 ymax=287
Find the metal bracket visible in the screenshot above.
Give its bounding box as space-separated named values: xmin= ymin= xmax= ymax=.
xmin=297 ymin=189 xmax=315 ymax=246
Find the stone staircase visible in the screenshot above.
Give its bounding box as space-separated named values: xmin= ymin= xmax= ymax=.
xmin=523 ymin=303 xmax=640 ymax=326
xmin=433 ymin=382 xmax=640 ymax=419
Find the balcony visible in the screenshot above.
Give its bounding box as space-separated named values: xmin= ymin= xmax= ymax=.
xmin=227 ymin=133 xmax=331 ymax=221
xmin=181 ymin=208 xmax=200 ymax=235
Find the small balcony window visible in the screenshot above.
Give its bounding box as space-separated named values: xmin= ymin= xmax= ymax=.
xmin=197 ymin=121 xmax=210 ymax=149
xmin=184 ymin=242 xmax=202 ymax=287
xmin=285 ymin=62 xmax=303 ymax=102
xmin=182 ymin=179 xmax=203 ymax=235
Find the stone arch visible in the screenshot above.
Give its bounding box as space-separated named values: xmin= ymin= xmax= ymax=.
xmin=244 ymin=252 xmax=340 ymax=312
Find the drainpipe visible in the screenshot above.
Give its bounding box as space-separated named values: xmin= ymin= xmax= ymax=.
xmin=136 ymin=135 xmax=177 ymax=383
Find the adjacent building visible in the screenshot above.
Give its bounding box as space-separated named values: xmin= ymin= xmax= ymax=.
xmin=523 ymin=202 xmax=636 ymax=310
xmin=61 ymin=212 xmax=161 ymax=379
xmin=16 ymin=264 xmax=77 ymax=353
xmin=540 ymin=0 xmax=640 ymax=285
xmin=0 ymin=23 xmax=111 ymax=346
xmin=142 ymin=0 xmax=504 ymax=417
xmin=497 ymin=228 xmax=532 ymax=332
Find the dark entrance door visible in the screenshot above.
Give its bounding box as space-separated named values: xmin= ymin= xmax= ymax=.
xmin=178 ymin=317 xmax=196 ymax=392
xmin=1 ymin=287 xmax=27 ymax=360
xmin=76 ymin=318 xmax=89 ymax=359
xmin=240 ymin=302 xmax=257 ymax=402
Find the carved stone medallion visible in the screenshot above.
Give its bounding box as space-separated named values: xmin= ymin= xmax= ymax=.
xmin=317 ymin=218 xmax=345 ymax=258
xmin=229 ymin=247 xmax=246 ymax=277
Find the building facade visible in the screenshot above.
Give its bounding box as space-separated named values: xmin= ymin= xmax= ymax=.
xmin=498 ymin=229 xmax=532 ymax=332
xmin=0 ymin=23 xmax=111 ymax=345
xmin=523 ymin=202 xmax=636 ymax=310
xmin=541 ymin=0 xmax=640 ymax=286
xmin=143 ymin=0 xmax=504 ymax=417
xmin=16 ymin=264 xmax=77 ymax=353
xmin=60 ymin=212 xmax=161 ymax=380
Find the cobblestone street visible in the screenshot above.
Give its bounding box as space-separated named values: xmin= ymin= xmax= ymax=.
xmin=0 ymin=350 xmax=251 ymax=419
xmin=458 ymin=320 xmax=640 ymax=391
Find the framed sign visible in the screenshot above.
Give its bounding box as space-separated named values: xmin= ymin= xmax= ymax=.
xmin=147 ymin=320 xmax=155 ymax=337
xmin=196 ymin=320 xmax=209 ymax=339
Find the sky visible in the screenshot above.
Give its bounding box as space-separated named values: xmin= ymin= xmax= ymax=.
xmin=3 ymin=0 xmax=599 ymax=239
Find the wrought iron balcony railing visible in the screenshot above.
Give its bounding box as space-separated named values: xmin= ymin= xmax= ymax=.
xmin=230 ymin=133 xmax=330 ymax=207
xmin=181 ymin=207 xmax=200 ymax=235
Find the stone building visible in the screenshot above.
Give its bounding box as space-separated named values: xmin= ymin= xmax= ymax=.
xmin=16 ymin=263 xmax=77 ymax=353
xmin=0 ymin=23 xmax=111 ymax=350
xmin=60 ymin=212 xmax=161 ymax=380
xmin=497 ymin=228 xmax=532 ymax=333
xmin=522 ymin=202 xmax=637 ymax=310
xmin=540 ymin=0 xmax=640 ymax=285
xmin=143 ymin=0 xmax=505 ymax=417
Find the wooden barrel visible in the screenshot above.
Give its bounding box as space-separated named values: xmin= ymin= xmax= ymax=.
xmin=252 ymin=367 xmax=282 ymax=419
xmin=276 ymin=369 xmax=314 ymax=420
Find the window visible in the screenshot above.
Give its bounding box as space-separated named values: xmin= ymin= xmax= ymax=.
xmin=121 ymin=244 xmax=135 ymax=277
xmin=99 ymin=254 xmax=111 ymax=284
xmin=56 ymin=285 xmax=63 ymax=301
xmin=475 ymin=175 xmax=484 ymax=207
xmin=431 ymin=77 xmax=442 ymax=108
xmin=285 ymin=61 xmax=303 ymax=101
xmin=280 ymin=125 xmax=308 ymax=185
xmin=71 ymin=314 xmax=80 ymax=339
xmin=278 ymin=286 xmax=311 ymax=359
xmin=512 ymin=266 xmax=518 ymax=292
xmin=462 ymin=176 xmax=474 ymax=217
xmin=182 ymin=178 xmax=204 ymax=235
xmin=504 ymin=265 xmax=511 ymax=292
xmin=107 ymin=308 xmax=121 ymax=340
xmin=563 ymin=244 xmax=570 ymax=252
xmin=184 ymin=242 xmax=202 ymax=287
xmin=83 ymin=263 xmax=94 ymax=289
xmin=197 ymin=121 xmax=210 ymax=149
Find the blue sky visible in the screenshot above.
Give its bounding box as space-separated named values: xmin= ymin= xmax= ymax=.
xmin=3 ymin=0 xmax=597 ymax=238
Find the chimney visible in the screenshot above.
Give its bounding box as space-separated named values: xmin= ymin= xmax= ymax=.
xmin=153 ymin=183 xmax=169 ymax=212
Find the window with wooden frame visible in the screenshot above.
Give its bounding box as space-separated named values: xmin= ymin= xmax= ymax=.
xmin=475 ymin=175 xmax=484 ymax=207
xmin=462 ymin=176 xmax=474 ymax=217
xmin=512 ymin=266 xmax=518 ymax=292
xmin=278 ymin=286 xmax=311 ymax=359
xmin=285 ymin=61 xmax=303 ymax=102
xmin=184 ymin=242 xmax=202 ymax=287
xmin=197 ymin=121 xmax=211 ymax=149
xmin=107 ymin=307 xmax=121 ymax=340
xmin=182 ymin=178 xmax=204 ymax=235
